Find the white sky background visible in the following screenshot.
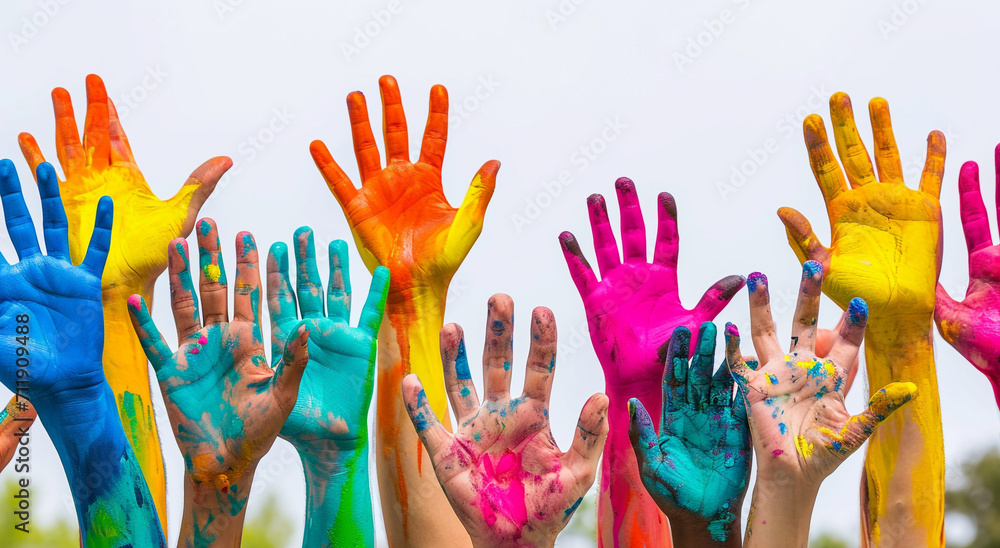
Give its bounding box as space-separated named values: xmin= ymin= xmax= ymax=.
xmin=0 ymin=1 xmax=998 ymax=546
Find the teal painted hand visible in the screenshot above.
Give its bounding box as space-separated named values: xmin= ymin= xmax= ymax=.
xmin=628 ymin=323 xmax=750 ymax=543
xmin=268 ymin=228 xmax=389 ymax=449
xmin=266 ymin=227 xmax=389 ymax=548
xmin=128 ymin=219 xmax=309 ymax=546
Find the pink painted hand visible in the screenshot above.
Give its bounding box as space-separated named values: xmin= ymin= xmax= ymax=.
xmin=402 ymin=295 xmax=609 ymax=548
xmin=559 ymin=177 xmax=744 ymax=547
xmin=728 ymin=264 xmax=917 ymax=547
xmin=935 ymin=146 xmax=1000 ymax=409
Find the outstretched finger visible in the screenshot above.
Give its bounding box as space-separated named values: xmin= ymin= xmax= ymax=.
xmin=293 ymin=227 xmax=325 ymax=318
xmin=652 ymin=192 xmax=680 ymax=272
xmin=266 ymin=241 xmax=297 ymax=327
xmin=357 ymin=266 xmax=389 ymax=337
xmin=827 ymin=298 xmax=868 ymax=376
xmin=197 ymin=218 xmax=229 ymax=325
xmin=688 ymin=322 xmax=716 ymax=409
xmin=51 ymin=87 xmax=85 ymax=175
xmin=347 ymin=91 xmax=382 ymax=181
xmin=724 ymin=323 xmax=759 ymax=400
xmin=107 ymin=97 xmax=136 ymax=166
xmin=522 ymin=306 xmax=558 ymax=404
xmin=692 ymin=275 xmax=745 ymax=322
xmin=402 ymin=374 xmax=453 ymax=457
xmin=127 ymin=294 xmax=173 ymax=375
xmin=628 ymin=398 xmax=661 ymax=470
xmin=379 ymin=75 xmax=410 ymax=163
xmin=559 ymin=231 xmax=598 ymax=298
xmin=81 ymin=196 xmax=113 ymax=279
xmin=662 ymin=326 xmax=691 ymax=414
xmin=36 ymin=162 xmax=69 ymax=260
xmin=440 ymin=324 xmax=480 ymax=420
xmin=168 ymin=238 xmax=201 ymax=341
xmin=233 ymin=233 xmax=263 ymax=338
xmin=789 ymin=261 xmax=823 ymax=354
xmin=309 ymin=140 xmax=359 ymax=206
xmin=447 ymin=160 xmax=499 ymax=259
xmin=563 ymin=393 xmax=609 ymax=482
xmin=824 ymin=382 xmax=917 ymax=456
xmin=804 ymin=114 xmax=850 ymax=202
xmin=958 ymin=161 xmax=992 ymax=255
xmin=747 ymin=272 xmax=783 ymax=361
xmin=327 ymin=239 xmax=353 ymax=321
xmin=919 ymin=130 xmax=946 ymax=198
xmin=777 ymin=207 xmax=831 ymax=266
xmin=17 ymin=133 xmax=47 ymax=180
xmin=868 ymin=97 xmax=904 ymax=184
xmin=587 ymin=194 xmax=621 ymax=276
xmin=272 ymin=323 xmax=310 ymax=412
xmin=169 ymin=156 xmax=233 ymax=238
xmin=828 ymin=93 xmax=876 ymax=188
xmin=615 ymin=177 xmax=647 ymax=263
xmin=418 ymin=84 xmax=448 ymax=170
xmin=83 ymin=74 xmax=111 ymax=171
xmin=0 ymin=160 xmax=41 ymax=260
xmin=483 ymin=293 xmax=515 ymax=402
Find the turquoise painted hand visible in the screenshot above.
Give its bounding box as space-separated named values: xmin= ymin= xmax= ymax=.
xmin=628 ymin=323 xmax=750 ymax=543
xmin=0 ymin=160 xmax=163 ymax=547
xmin=267 ymin=227 xmax=389 ymax=548
xmin=128 ymin=219 xmax=309 ymax=547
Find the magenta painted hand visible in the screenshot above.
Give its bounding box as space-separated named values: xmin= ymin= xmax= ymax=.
xmin=935 ymin=145 xmax=1000 ymax=408
xmin=402 ymin=295 xmax=609 ymax=548
xmin=559 ymin=177 xmax=745 ymax=390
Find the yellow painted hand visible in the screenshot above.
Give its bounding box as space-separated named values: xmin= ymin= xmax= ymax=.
xmin=18 ymin=74 xmax=232 ymax=294
xmin=777 ymin=93 xmax=945 ymax=319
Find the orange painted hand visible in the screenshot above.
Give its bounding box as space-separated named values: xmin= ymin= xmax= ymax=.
xmin=777 ymin=93 xmax=944 ymax=318
xmin=0 ymin=397 xmax=35 ymax=471
xmin=309 ymin=75 xmax=499 ymax=302
xmin=18 ymin=74 xmax=232 ymax=294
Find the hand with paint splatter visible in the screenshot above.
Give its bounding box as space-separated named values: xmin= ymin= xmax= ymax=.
xmin=729 ymin=264 xmax=917 ymax=548
xmin=266 ymin=227 xmax=389 ymax=547
xmin=0 ymin=160 xmax=164 ymax=546
xmin=18 ymin=74 xmax=232 ymax=526
xmin=0 ymin=397 xmax=35 ymax=471
xmin=559 ymin=177 xmax=744 ymax=546
xmin=779 ymin=93 xmax=945 ymax=546
xmin=402 ymin=295 xmax=609 ymax=548
xmin=128 ymin=220 xmax=309 ymax=547
xmin=311 ymin=75 xmax=496 ymax=546
xmin=628 ymin=323 xmax=750 ymax=546
xmin=935 ymin=148 xmax=1000 ymax=410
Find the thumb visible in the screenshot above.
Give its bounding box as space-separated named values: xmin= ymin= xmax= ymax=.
xmin=443 ymin=160 xmax=499 ymax=260
xmin=627 ymin=398 xmax=660 ymax=472
xmin=272 ymin=322 xmax=310 ymax=411
xmin=563 ymin=393 xmax=610 ymax=484
xmin=934 ymin=283 xmax=965 ymax=344
xmin=777 ymin=207 xmax=831 ymax=266
xmin=170 ymin=156 xmax=233 ymax=236
xmin=822 ymin=382 xmax=917 ymax=457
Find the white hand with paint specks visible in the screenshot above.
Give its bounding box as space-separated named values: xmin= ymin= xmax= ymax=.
xmin=402 ymin=294 xmax=609 ymax=548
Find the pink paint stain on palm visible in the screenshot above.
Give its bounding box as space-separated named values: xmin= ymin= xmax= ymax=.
xmin=477 ymin=450 xmax=528 ymax=534
xmin=936 ymin=148 xmax=1000 ymax=410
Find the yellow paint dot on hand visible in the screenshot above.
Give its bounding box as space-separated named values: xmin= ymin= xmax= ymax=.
xmin=795 ymin=435 xmax=814 ymax=459
xmin=203 ymin=264 xmax=221 ymax=282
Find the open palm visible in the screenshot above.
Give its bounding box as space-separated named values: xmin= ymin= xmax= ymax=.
xmin=403 ymin=296 xmax=609 ymax=547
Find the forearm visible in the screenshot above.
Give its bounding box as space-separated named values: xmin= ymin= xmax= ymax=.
xmin=861 ymin=316 xmax=944 ymax=547
xmin=299 ymin=443 xmax=373 ymax=547
xmin=601 ymin=386 xmax=671 ymax=548
xmin=742 ymin=478 xmax=817 ymax=548
xmin=46 ymin=386 xmax=165 ymax=547
xmin=375 ymin=288 xmax=470 ymax=547
xmin=103 ymin=284 xmax=168 ymax=528
xmin=178 ymin=466 xmax=256 ymax=547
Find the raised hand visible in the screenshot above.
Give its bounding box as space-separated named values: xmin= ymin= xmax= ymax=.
xmin=18 ymin=74 xmax=232 ymax=525
xmin=402 ymin=295 xmax=609 ymax=548
xmin=628 ymin=323 xmax=750 ymax=546
xmin=0 ymin=160 xmax=163 ymax=546
xmin=559 ymin=177 xmax=744 ymax=546
xmin=266 ymin=227 xmax=389 ymax=547
xmin=728 ymin=265 xmax=916 ymax=547
xmin=310 ymin=75 xmax=498 ymax=546
xmin=935 ymin=147 xmax=1000 ymax=409
xmin=778 ymin=93 xmax=945 ymax=546
xmin=0 ymin=397 xmax=35 ymax=470
xmin=128 ymin=221 xmax=308 ymax=547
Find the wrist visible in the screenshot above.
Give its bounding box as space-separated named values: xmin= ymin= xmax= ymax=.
xmin=744 ymin=473 xmax=818 ymax=547
xmin=181 ymin=464 xmax=257 ymax=546
xmin=298 ymin=441 xmax=373 ymax=547
xmin=669 ymin=513 xmax=743 ymax=548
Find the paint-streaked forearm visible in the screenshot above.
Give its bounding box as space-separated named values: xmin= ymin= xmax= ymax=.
xmin=103 ymin=283 xmax=168 ymax=530
xmin=178 ymin=467 xmax=256 ymax=548
xmin=601 ymin=385 xmax=671 ymax=547
xmin=46 ymin=382 xmax=165 ymax=547
xmin=861 ymin=316 xmax=944 ymax=547
xmin=299 ymin=442 xmax=372 ymax=547
xmin=376 ymin=287 xmax=471 ymax=547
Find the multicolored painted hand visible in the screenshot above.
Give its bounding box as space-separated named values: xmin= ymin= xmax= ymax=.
xmin=311 ymin=75 xmax=496 ymax=545
xmin=0 ymin=160 xmax=163 ymax=546
xmin=628 ymin=323 xmax=750 ymax=546
xmin=779 ymin=93 xmax=945 ymax=547
xmin=266 ymin=227 xmax=389 ymax=547
xmin=127 ymin=221 xmax=309 ymax=547
xmin=935 ymin=146 xmax=1000 ymax=409
xmin=402 ymin=295 xmax=609 ymax=548
xmin=0 ymin=397 xmax=35 ymax=471
xmin=559 ymin=177 xmax=744 ymax=547
xmin=728 ymin=265 xmax=916 ymax=547
xmin=18 ymin=74 xmax=232 ymax=527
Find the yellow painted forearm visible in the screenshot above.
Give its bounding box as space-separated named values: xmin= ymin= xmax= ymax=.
xmin=861 ymin=317 xmax=944 ymax=548
xmin=103 ymin=285 xmax=168 ymax=531
xmin=375 ymin=291 xmax=471 ymax=548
